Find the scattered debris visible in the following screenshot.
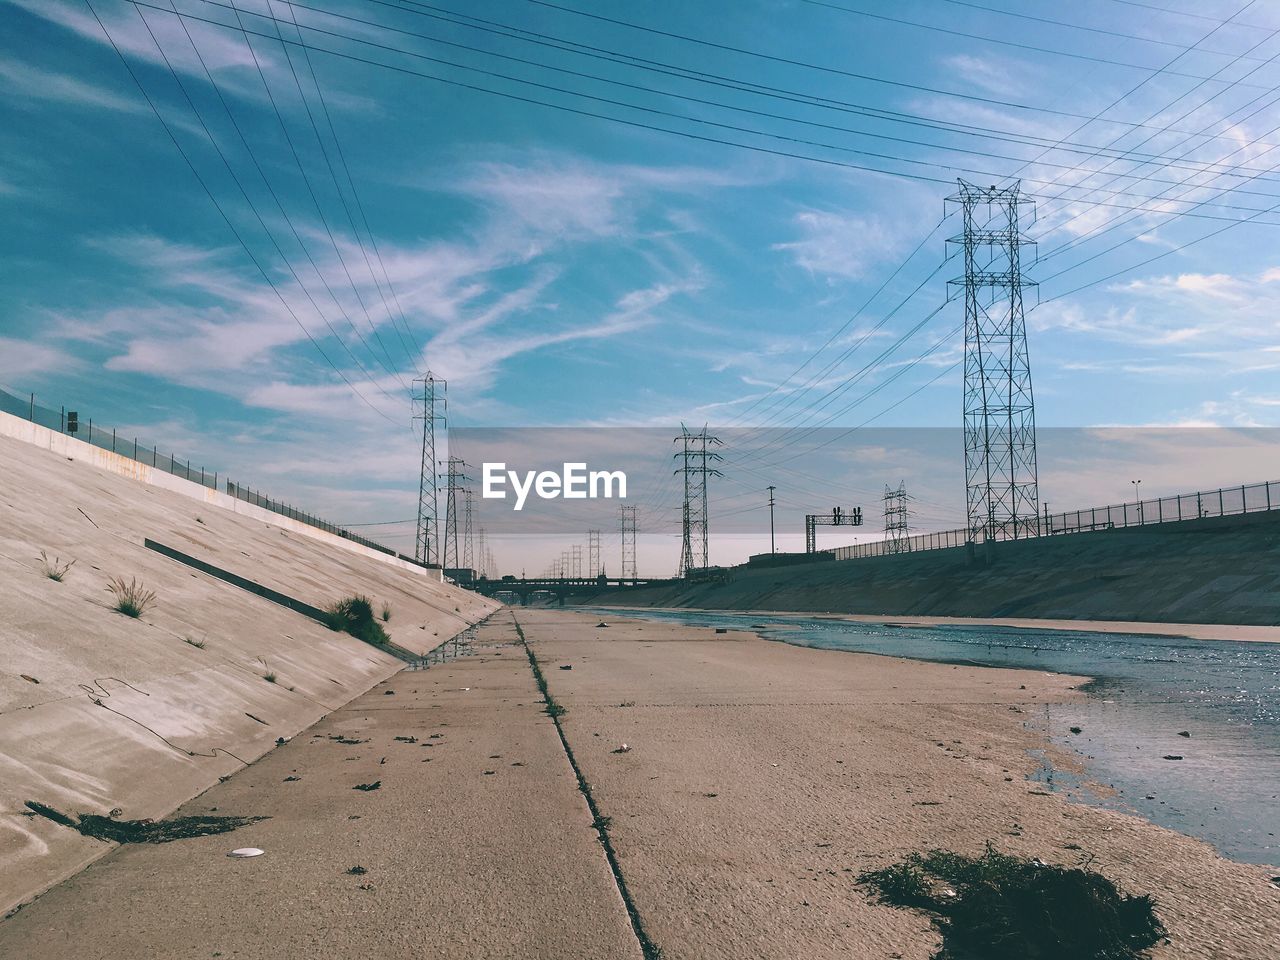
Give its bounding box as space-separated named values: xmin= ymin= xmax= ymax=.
xmin=26 ymin=802 xmax=267 ymax=843
xmin=284 ymin=776 xmax=301 ymax=782
xmin=1069 ymin=726 xmax=1082 ymax=734
xmin=353 ymin=781 xmax=382 ymax=792
xmin=329 ymin=736 xmax=366 ymax=745
xmin=20 ymin=674 xmax=39 ymax=684
xmin=596 ymin=622 xmax=610 ymax=628
xmin=1177 ymin=731 xmax=1191 ymax=738
xmin=1162 ymin=755 xmax=1184 ymax=761
xmin=394 ymin=736 xmax=418 ymax=743
xmin=559 ymin=664 xmax=573 ymax=670
xmin=715 ymin=628 xmax=728 ymax=634
xmin=346 ymin=865 xmax=368 ymax=875
xmin=227 ymin=848 xmax=264 ymax=859
xmin=611 ymin=744 xmax=632 ymax=754
xmin=484 ymin=770 xmax=495 ymax=776
xmin=384 ymin=690 xmax=396 ymax=696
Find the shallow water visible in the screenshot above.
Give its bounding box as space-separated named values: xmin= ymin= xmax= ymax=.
xmin=588 ymin=607 xmax=1280 ymax=866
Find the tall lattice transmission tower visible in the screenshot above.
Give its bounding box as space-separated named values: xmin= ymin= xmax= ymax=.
xmin=948 ymin=180 xmax=1039 ymax=544
xmin=442 ymin=457 xmax=468 ymax=571
xmin=620 ymin=505 xmax=637 ymax=581
xmin=477 ymin=526 xmax=488 ymax=578
xmin=674 ymin=426 xmax=723 ymax=577
xmin=463 ymin=488 xmax=475 ymax=572
xmin=587 ymin=529 xmax=601 ymax=577
xmin=571 ymin=544 xmax=583 ymax=578
xmin=413 ymin=373 xmax=446 ymax=565
xmin=883 ymin=481 xmax=911 ymax=554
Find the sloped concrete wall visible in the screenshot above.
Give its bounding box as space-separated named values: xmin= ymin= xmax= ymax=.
xmin=0 ymin=432 xmax=499 ymax=915
xmin=0 ymin=411 xmax=436 ymax=577
xmin=580 ymin=511 xmax=1280 ymax=625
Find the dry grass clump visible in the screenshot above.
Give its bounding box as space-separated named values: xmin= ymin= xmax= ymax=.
xmin=321 ymin=595 xmax=389 ymax=646
xmin=39 ymin=551 xmax=75 ymax=582
xmin=106 ymin=576 xmax=156 ymax=618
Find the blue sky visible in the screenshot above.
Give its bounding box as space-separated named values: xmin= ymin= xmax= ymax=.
xmin=4 ymin=0 xmax=1280 ymax=570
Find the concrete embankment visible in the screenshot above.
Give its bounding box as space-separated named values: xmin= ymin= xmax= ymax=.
xmin=578 ymin=510 xmax=1280 ymax=624
xmin=0 ymin=431 xmax=497 ymax=915
xmin=0 ymin=612 xmax=641 ymax=960
xmin=6 ymin=608 xmax=1274 ymax=959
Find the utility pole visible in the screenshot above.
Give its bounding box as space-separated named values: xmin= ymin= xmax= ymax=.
xmin=442 ymin=457 xmax=468 ymax=572
xmin=620 ymin=505 xmax=638 ymax=581
xmin=413 ymin=373 xmax=446 ymax=565
xmin=883 ymin=481 xmax=911 ymax=554
xmin=674 ymin=425 xmax=723 ymax=577
xmin=1132 ymin=479 xmax=1143 ymax=524
xmin=587 ymin=529 xmax=601 ymax=577
xmin=767 ymin=485 xmax=777 ymax=554
xmin=949 ymin=180 xmax=1039 ymax=545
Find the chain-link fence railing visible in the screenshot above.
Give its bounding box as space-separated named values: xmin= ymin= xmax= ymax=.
xmin=833 ymin=479 xmax=1280 ymax=561
xmin=1 ymin=385 xmax=425 ymax=567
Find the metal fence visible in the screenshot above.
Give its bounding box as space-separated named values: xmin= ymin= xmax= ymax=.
xmin=225 ymin=481 xmax=408 ymax=559
xmin=832 ymin=478 xmax=1280 ymax=561
xmin=1 ymin=384 xmax=422 ymax=566
xmin=0 ymin=385 xmax=220 ymax=489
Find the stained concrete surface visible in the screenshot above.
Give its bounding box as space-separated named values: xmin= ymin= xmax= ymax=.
xmin=0 ymin=432 xmax=497 ymax=914
xmin=0 ymin=613 xmax=641 ymax=960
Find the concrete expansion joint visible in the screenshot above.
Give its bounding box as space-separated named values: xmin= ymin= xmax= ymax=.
xmin=510 ymin=611 xmax=663 ymax=960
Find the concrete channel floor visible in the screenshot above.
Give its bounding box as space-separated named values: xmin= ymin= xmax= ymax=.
xmin=0 ymin=611 xmax=641 ymax=960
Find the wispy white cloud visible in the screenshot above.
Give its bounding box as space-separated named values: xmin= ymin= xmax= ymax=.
xmin=772 ymin=209 xmax=905 ymax=281
xmin=0 ymin=56 xmax=143 ymax=113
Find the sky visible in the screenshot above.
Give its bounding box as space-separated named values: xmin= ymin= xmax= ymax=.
xmin=4 ymin=0 xmax=1280 ymax=574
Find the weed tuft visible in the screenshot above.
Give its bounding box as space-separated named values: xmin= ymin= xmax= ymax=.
xmin=106 ymin=576 xmax=156 ymax=618
xmin=263 ymin=672 xmax=277 ymax=684
xmin=321 ymin=595 xmax=390 ymax=646
xmin=183 ymin=636 xmax=207 ymax=649
xmin=380 ymin=602 xmax=391 ymax=622
xmin=39 ymin=551 xmax=76 ymax=582
xmin=858 ymin=845 xmax=1166 ymax=960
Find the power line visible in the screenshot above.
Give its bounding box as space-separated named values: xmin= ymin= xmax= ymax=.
xmin=801 ymin=0 xmax=1278 ymax=89
xmin=144 ymin=1 xmax=1280 ymax=223
xmin=85 ymin=0 xmax=402 ymax=424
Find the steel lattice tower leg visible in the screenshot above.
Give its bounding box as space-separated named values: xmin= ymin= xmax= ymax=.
xmin=620 ymin=505 xmax=637 ymax=581
xmin=674 ymin=425 xmax=723 ymax=576
xmin=948 ymin=180 xmax=1039 ymax=544
xmin=414 ymin=373 xmax=446 ymax=565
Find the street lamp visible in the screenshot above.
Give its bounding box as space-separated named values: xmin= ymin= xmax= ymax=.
xmin=1131 ymin=479 xmax=1143 ymax=524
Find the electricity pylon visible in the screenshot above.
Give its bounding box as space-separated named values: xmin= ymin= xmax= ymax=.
xmin=948 ymin=180 xmax=1039 ymax=543
xmin=883 ymin=481 xmax=911 ymax=554
xmin=442 ymin=457 xmax=469 ymax=571
xmin=675 ymin=425 xmax=723 ymax=576
xmin=620 ymin=505 xmax=637 ymax=581
xmin=413 ymin=373 xmax=445 ymax=565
